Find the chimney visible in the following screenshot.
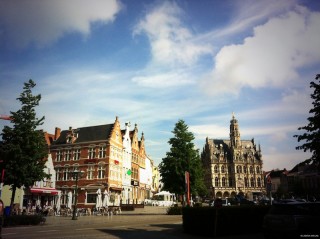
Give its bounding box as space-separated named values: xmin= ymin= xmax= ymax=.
xmin=55 ymin=127 xmax=61 ymax=140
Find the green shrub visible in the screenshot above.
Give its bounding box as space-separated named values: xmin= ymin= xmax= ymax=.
xmin=3 ymin=215 xmax=45 ymax=227
xmin=167 ymin=206 xmax=183 ymax=215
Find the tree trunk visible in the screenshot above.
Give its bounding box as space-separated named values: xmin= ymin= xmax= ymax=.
xmin=10 ymin=185 xmax=16 ymax=215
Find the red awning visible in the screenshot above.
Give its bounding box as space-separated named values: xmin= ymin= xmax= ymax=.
xmin=30 ymin=188 xmax=59 ymax=195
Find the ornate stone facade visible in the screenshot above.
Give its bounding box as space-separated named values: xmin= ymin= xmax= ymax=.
xmin=201 ymin=114 xmax=265 ymax=200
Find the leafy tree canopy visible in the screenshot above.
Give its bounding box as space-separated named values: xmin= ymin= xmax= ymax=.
xmin=0 ymin=79 xmax=49 ymax=193
xmin=294 ymin=74 xmax=320 ymax=169
xmin=159 ymin=119 xmax=207 ymax=197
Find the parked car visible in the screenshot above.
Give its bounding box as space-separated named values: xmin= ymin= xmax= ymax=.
xmin=263 ymin=202 xmax=320 ymax=238
xmin=210 ymin=198 xmax=230 ymax=207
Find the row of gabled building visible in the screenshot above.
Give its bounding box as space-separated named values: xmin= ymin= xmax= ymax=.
xmin=265 ymin=162 xmax=320 ymax=200
xmin=1 ymin=116 xmax=161 ymax=211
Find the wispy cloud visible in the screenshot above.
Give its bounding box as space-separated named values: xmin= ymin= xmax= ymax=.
xmin=0 ymin=0 xmax=122 ymax=48
xmin=132 ymin=69 xmax=195 ymax=88
xmin=133 ymin=1 xmax=212 ymax=67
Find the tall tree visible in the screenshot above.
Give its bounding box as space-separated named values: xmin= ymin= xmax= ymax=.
xmin=0 ymin=80 xmax=49 ymax=209
xmin=159 ymin=120 xmax=207 ymax=198
xmin=294 ymin=74 xmax=320 ymax=169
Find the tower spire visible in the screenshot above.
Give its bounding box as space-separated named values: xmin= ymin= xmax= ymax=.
xmin=230 ymin=113 xmax=241 ymax=148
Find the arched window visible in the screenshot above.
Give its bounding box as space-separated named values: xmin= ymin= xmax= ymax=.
xmin=236 ymin=166 xmax=240 ymax=173
xmin=250 ymin=166 xmax=254 ymax=174
xmin=221 ymin=165 xmax=225 ymax=173
xmin=63 ymin=167 xmax=69 ymax=181
xmin=214 ymin=165 xmax=219 ymax=173
xmin=89 ymin=147 xmax=96 ymax=159
xmin=222 ymin=177 xmax=226 ymax=187
xmin=250 ymin=177 xmax=255 ymax=187
xmin=244 ymin=177 xmax=248 ymax=187
xmin=257 ymin=177 xmax=261 ymax=187
xmin=243 ymin=166 xmax=247 ymax=173
xmin=256 ymin=166 xmax=260 ymax=174
xmin=215 ymin=177 xmax=219 ymax=187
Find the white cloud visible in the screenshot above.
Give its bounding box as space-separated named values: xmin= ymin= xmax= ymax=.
xmin=0 ymin=0 xmax=122 ymax=47
xmin=201 ymin=7 xmax=320 ymax=96
xmin=131 ymin=70 xmax=194 ymax=88
xmin=133 ymin=1 xmax=212 ymax=67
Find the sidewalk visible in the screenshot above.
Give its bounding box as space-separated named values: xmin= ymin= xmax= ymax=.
xmin=121 ymin=205 xmax=169 ymax=215
xmin=2 ymin=206 xmax=263 ymax=239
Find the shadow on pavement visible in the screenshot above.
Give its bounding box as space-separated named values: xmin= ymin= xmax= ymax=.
xmin=97 ymin=223 xmax=205 ymax=239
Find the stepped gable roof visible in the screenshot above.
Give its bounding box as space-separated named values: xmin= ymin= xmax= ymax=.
xmin=269 ymin=169 xmax=287 ymax=177
xmin=53 ymin=124 xmax=114 ymax=145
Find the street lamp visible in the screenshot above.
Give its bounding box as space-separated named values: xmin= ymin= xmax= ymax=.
xmin=71 ymin=169 xmax=83 ymax=220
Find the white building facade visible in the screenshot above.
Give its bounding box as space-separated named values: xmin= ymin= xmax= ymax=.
xmin=121 ymin=122 xmax=132 ymax=204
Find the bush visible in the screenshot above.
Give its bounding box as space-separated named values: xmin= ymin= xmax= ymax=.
xmin=166 ymin=206 xmax=183 ymax=215
xmin=3 ymin=215 xmax=45 ymax=227
xmin=182 ymin=205 xmax=270 ymax=237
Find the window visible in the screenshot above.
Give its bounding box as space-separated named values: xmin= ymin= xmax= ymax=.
xmin=56 ymin=168 xmax=61 ymax=181
xmin=215 ymin=177 xmax=219 ymax=187
xmin=214 ymin=165 xmax=219 ymax=173
xmin=236 ymin=165 xmax=241 ymax=173
xmin=256 ymin=166 xmax=260 ymax=174
xmin=244 ymin=177 xmax=248 ymax=187
xmin=222 ymin=177 xmax=226 ymax=187
xmin=63 ymin=168 xmax=69 ymax=181
xmin=56 ymin=150 xmax=62 ymax=162
xmin=86 ymin=193 xmax=96 ymax=203
xmin=65 ymin=150 xmax=71 ymax=161
xmin=71 ymin=167 xmax=79 ymax=180
xmin=250 ymin=166 xmax=254 ymax=174
xmin=98 ymin=164 xmax=105 ymax=179
xmin=221 ymin=165 xmax=225 ymax=173
xmin=87 ymin=164 xmax=94 ymax=180
xmin=88 ymin=147 xmax=95 ymax=159
xmin=257 ymin=177 xmax=261 ymax=187
xmin=243 ymin=166 xmax=247 ymax=173
xmin=99 ymin=146 xmax=106 ymax=158
xmin=250 ymin=177 xmax=255 ymax=187
xmin=74 ymin=149 xmax=80 ymax=160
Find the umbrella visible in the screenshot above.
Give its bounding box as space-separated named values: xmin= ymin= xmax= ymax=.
xmin=102 ymin=189 xmax=109 ymax=207
xmin=67 ymin=191 xmax=72 ymax=209
xmin=155 ymin=191 xmax=172 ymax=196
xmin=56 ymin=191 xmax=61 ymax=212
xmin=36 ymin=198 xmax=41 ymax=207
xmin=96 ymin=189 xmax=102 ymax=209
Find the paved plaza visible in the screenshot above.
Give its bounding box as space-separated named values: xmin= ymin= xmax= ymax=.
xmin=1 ymin=206 xmax=263 ymax=239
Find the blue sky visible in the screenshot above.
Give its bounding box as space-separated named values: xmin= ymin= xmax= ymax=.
xmin=1 ymin=0 xmax=319 ymax=171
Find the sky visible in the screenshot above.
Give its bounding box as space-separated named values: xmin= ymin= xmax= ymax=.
xmin=0 ymin=0 xmax=319 ymax=171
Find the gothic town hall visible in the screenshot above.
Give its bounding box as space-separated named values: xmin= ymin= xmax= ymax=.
xmin=201 ymin=114 xmax=265 ymax=200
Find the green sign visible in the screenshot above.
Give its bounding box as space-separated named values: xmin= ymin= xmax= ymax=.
xmin=127 ymin=169 xmax=132 ymax=175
